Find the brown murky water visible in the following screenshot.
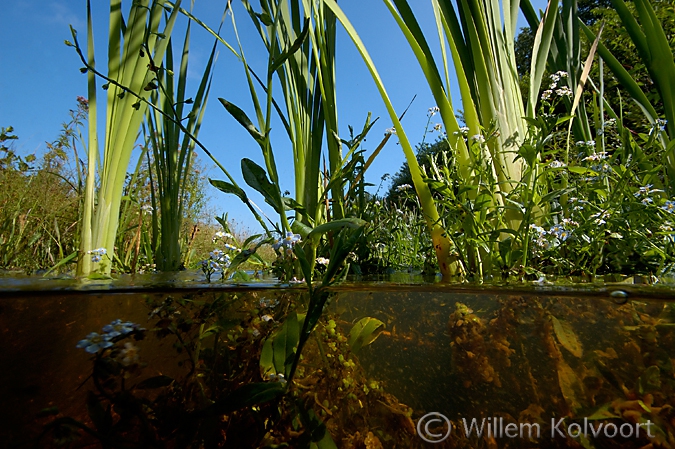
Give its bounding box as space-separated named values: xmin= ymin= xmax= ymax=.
xmin=2 ymin=276 xmax=675 ymax=448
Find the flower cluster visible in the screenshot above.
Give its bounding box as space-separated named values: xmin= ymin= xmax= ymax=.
xmin=141 ymin=204 xmax=154 ymax=213
xmin=549 ymin=223 xmax=572 ymax=242
xmin=428 ymin=106 xmax=440 ymax=117
xmin=541 ymin=71 xmax=570 ymax=100
xmin=200 ymin=248 xmax=234 ymax=282
xmin=87 ymin=247 xmax=107 ymax=263
xmin=582 ymin=152 xmax=608 ymax=162
xmin=548 ymin=160 xmax=566 ymax=169
xmin=272 ymin=231 xmax=302 ymax=256
xmin=650 ymin=118 xmax=668 ymax=135
xmin=213 ymin=230 xmax=234 ymax=243
xmin=385 ymin=127 xmax=397 ymax=136
xmin=634 ymin=184 xmax=664 ymax=205
xmin=76 ymin=319 xmax=141 ymax=354
xmin=453 ymin=126 xmax=470 ymax=137
xmin=471 ymin=134 xmax=485 ymax=144
xmin=529 ymin=220 xmax=576 ymax=250
xmin=396 ymin=184 xmax=413 ymax=192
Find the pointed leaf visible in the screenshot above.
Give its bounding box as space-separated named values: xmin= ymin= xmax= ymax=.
xmin=241 ymin=158 xmax=282 ymax=212
xmin=210 ymin=179 xmax=248 ymax=202
xmin=219 ymin=98 xmax=265 ymax=144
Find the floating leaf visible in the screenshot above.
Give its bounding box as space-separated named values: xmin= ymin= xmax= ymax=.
xmin=551 ymin=316 xmax=583 ymax=358
xmin=348 ymin=317 xmax=385 ymax=354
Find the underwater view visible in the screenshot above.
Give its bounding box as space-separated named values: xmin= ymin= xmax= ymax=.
xmin=3 ymin=278 xmax=675 ymax=448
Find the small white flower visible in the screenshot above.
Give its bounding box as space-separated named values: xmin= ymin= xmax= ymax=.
xmin=433 ymin=123 xmax=443 ymax=132
xmin=385 ymin=127 xmax=397 ymax=136
xmin=548 ymin=160 xmax=566 ymax=169
xmin=582 ymin=152 xmax=608 ymax=162
xmin=141 ymin=204 xmax=154 ymax=213
xmin=396 ymin=184 xmax=412 ymax=192
xmin=428 ymin=106 xmax=440 ymax=117
xmin=555 ymin=86 xmax=573 ymax=97
xmin=471 ymin=134 xmax=485 ymax=144
xmin=316 ymin=257 xmax=330 ymax=266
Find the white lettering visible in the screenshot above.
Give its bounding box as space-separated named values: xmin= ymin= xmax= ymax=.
xmin=568 ymin=423 xmax=582 ymax=438
xmin=520 ymin=422 xmax=540 ymax=439
xmin=504 ymin=423 xmax=518 ymax=438
xmin=462 ymin=418 xmax=486 ymax=437
xmin=589 ymin=421 xmax=604 ymax=438
xmin=551 ymin=418 xmax=566 ymax=438
xmin=643 ymin=421 xmax=655 ymax=438
xmin=619 ymin=423 xmax=634 ymax=438
xmin=604 ymin=423 xmax=618 ymax=438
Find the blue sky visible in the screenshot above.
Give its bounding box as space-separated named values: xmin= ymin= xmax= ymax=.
xmin=0 ymin=1 xmax=541 ymax=233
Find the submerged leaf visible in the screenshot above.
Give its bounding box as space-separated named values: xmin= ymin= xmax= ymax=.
xmin=348 ymin=317 xmax=385 ymax=354
xmin=557 ymin=357 xmax=585 ymax=414
xmin=551 ymin=316 xmax=583 ymax=358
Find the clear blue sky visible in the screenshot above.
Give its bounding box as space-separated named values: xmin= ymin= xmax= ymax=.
xmin=0 ymin=1 xmax=542 ymax=234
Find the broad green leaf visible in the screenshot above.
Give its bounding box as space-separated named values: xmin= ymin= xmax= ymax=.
xmin=241 ymin=158 xmax=282 ymax=212
xmin=261 ymin=313 xmax=301 ymax=378
xmin=348 ymin=317 xmax=385 ymax=354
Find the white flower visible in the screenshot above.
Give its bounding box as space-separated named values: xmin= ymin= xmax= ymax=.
xmin=555 ymin=86 xmax=573 ymax=97
xmin=316 ymin=257 xmax=330 ymax=266
xmin=582 ymin=152 xmax=608 ymax=162
xmin=396 ymin=184 xmax=413 ymax=192
xmin=433 ymin=123 xmax=443 ymax=132
xmin=141 ymin=204 xmax=154 ymax=213
xmin=541 ymin=90 xmax=553 ymax=101
xmin=117 ymin=342 xmax=140 ymax=366
xmin=385 ymin=127 xmax=397 ymax=136
xmin=428 ymin=106 xmax=440 ymax=117
xmin=471 ymin=134 xmax=485 ymax=144
xmin=549 ymin=160 xmax=566 ymax=169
